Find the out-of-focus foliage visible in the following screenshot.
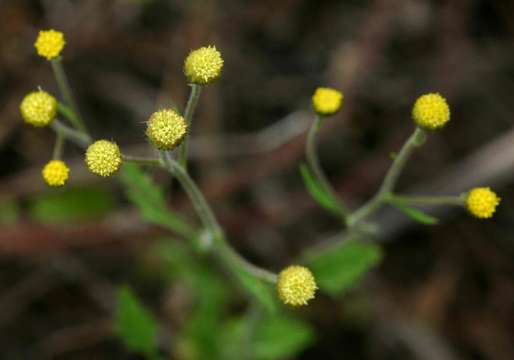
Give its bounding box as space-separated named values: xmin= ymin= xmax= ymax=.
xmin=114 ymin=286 xmax=159 ymax=357
xmin=28 ymin=186 xmax=115 ymax=223
xmin=120 ymin=163 xmax=195 ymax=238
xmin=307 ymin=240 xmax=382 ymax=297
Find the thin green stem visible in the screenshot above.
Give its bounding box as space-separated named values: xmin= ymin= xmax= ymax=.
xmin=390 ymin=194 xmax=465 ymax=206
xmin=52 ymin=129 xmax=65 ymax=160
xmin=306 ymin=115 xmax=349 ymax=219
xmin=178 ymin=84 xmax=202 ymax=168
xmin=50 ymin=120 xmax=91 ymax=148
xmin=160 ymin=152 xmax=277 ymax=283
xmin=348 ymin=127 xmax=426 ymax=226
xmin=51 ymin=58 xmax=89 ymax=134
xmin=121 ymin=154 xmax=162 ymax=167
xmin=58 ymin=103 xmax=84 ymax=132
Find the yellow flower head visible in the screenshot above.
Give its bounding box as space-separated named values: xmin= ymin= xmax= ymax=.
xmin=34 ymin=29 xmax=65 ymax=60
xmin=42 ymin=160 xmax=70 ymax=187
xmin=277 ymin=265 xmax=317 ymax=306
xmin=312 ymin=87 xmax=343 ymax=116
xmin=146 ymin=109 xmax=188 ymax=150
xmin=466 ymin=187 xmax=500 ymax=219
xmin=184 ymin=46 xmax=224 ymax=85
xmin=20 ymin=90 xmax=58 ymax=127
xmin=412 ymin=93 xmax=450 ymax=130
xmin=85 ymin=140 xmax=122 ymax=177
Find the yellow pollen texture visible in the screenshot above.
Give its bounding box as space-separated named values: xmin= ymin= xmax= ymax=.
xmin=35 ymin=29 xmax=65 ymax=60
xmin=20 ymin=90 xmax=57 ymax=127
xmin=277 ymin=265 xmax=317 ymax=306
xmin=466 ymin=187 xmax=500 ymax=219
xmin=146 ymin=109 xmax=188 ymax=150
xmin=42 ymin=160 xmax=69 ymax=186
xmin=85 ymin=140 xmax=122 ymax=177
xmin=412 ymin=93 xmax=450 ymax=130
xmin=312 ymin=87 xmax=343 ymax=116
xmin=184 ymin=46 xmax=224 ymax=85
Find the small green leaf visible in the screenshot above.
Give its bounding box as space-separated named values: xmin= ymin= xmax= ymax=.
xmin=253 ymin=315 xmax=314 ymax=360
xmin=114 ymin=286 xmax=158 ymax=357
xmin=389 ymin=198 xmax=439 ymax=225
xmin=29 ymin=186 xmax=115 ymax=224
xmin=236 ymin=270 xmax=278 ymax=314
xmin=120 ymin=163 xmax=196 ymax=238
xmin=221 ymin=314 xmax=314 ymax=360
xmin=306 ymin=240 xmax=383 ymax=296
xmin=155 ymin=240 xmax=227 ymax=359
xmin=299 ymin=163 xmax=341 ymax=216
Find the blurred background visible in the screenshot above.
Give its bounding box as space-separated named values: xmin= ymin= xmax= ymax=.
xmin=0 ymin=0 xmax=513 ymax=359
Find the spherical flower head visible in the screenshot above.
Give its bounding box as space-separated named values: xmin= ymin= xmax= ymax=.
xmin=412 ymin=93 xmax=450 ymax=130
xmin=466 ymin=187 xmax=500 ymax=219
xmin=184 ymin=46 xmax=224 ymax=85
xmin=85 ymin=140 xmax=122 ymax=177
xmin=20 ymin=90 xmax=58 ymax=127
xmin=312 ymin=87 xmax=343 ymax=116
xmin=34 ymin=29 xmax=65 ymax=60
xmin=42 ymin=160 xmax=70 ymax=187
xmin=277 ymin=265 xmax=317 ymax=306
xmin=146 ymin=109 xmax=188 ymax=150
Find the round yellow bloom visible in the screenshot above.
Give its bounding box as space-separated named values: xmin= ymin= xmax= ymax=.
xmin=146 ymin=109 xmax=188 ymax=150
xmin=412 ymin=93 xmax=450 ymax=130
xmin=42 ymin=160 xmax=69 ymax=187
xmin=312 ymin=87 xmax=343 ymax=116
xmin=466 ymin=187 xmax=500 ymax=219
xmin=277 ymin=265 xmax=317 ymax=306
xmin=85 ymin=140 xmax=122 ymax=177
xmin=34 ymin=29 xmax=65 ymax=60
xmin=184 ymin=46 xmax=223 ymax=85
xmin=20 ymin=90 xmax=58 ymax=127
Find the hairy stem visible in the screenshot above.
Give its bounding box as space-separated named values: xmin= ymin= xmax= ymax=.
xmin=160 ymin=152 xmax=277 ymax=283
xmin=348 ymin=127 xmax=426 ymax=226
xmin=50 ymin=120 xmax=91 ymax=148
xmin=51 ymin=58 xmax=89 ymax=135
xmin=52 ymin=130 xmax=65 ymax=160
xmin=390 ymin=194 xmax=465 ymax=206
xmin=121 ymin=154 xmax=162 ymax=167
xmin=178 ymin=84 xmax=203 ymax=168
xmin=306 ymin=115 xmax=349 ymax=219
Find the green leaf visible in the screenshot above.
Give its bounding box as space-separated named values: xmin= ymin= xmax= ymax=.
xmin=28 ymin=186 xmax=115 ymax=224
xmin=221 ymin=314 xmax=314 ymax=360
xmin=236 ymin=270 xmax=278 ymax=314
xmin=253 ymin=315 xmax=314 ymax=360
xmin=156 ymin=241 xmax=227 ymax=359
xmin=120 ymin=163 xmax=196 ymax=238
xmin=389 ymin=198 xmax=439 ymax=225
xmin=114 ymin=286 xmax=158 ymax=357
xmin=306 ymin=240 xmax=383 ymax=296
xmin=299 ymin=163 xmax=341 ymax=216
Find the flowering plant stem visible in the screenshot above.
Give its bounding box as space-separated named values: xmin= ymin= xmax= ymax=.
xmin=390 ymin=194 xmax=465 ymax=206
xmin=160 ymin=151 xmax=278 ymax=283
xmin=347 ymin=127 xmax=426 ymax=226
xmin=51 ymin=58 xmax=89 ymax=135
xmin=306 ymin=115 xmax=349 ymax=219
xmin=178 ymin=84 xmax=203 ymax=168
xmin=48 ymin=114 xmax=277 ymax=284
xmin=52 ymin=129 xmax=65 ymax=160
xmin=121 ymin=154 xmax=161 ymax=167
xmin=50 ymin=120 xmax=91 ymax=148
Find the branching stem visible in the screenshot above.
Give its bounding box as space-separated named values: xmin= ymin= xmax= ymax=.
xmin=51 ymin=58 xmax=89 ymax=135
xmin=306 ymin=115 xmax=349 ymax=219
xmin=178 ymin=84 xmax=203 ymax=168
xmin=348 ymin=127 xmax=426 ymax=226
